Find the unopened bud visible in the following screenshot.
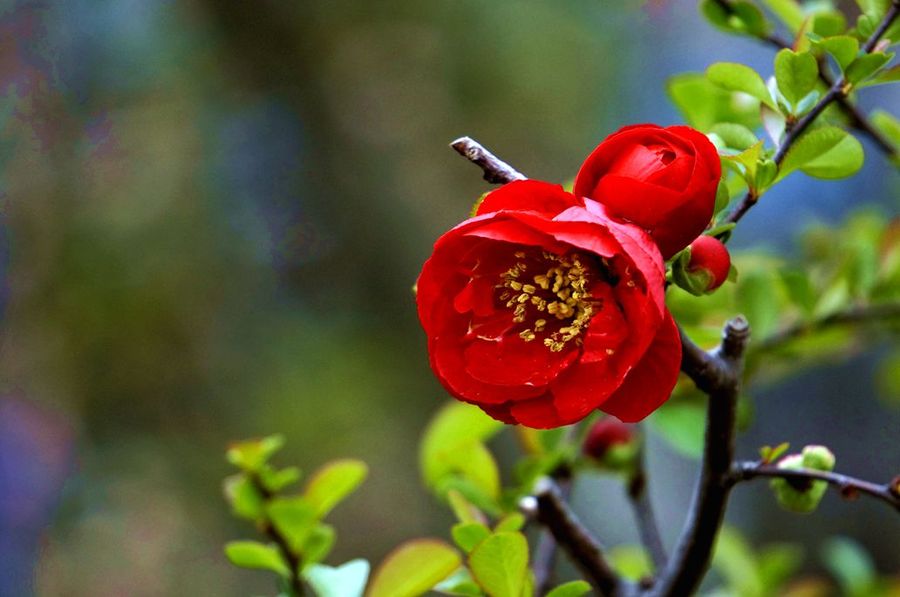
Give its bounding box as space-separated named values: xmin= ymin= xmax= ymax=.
xmin=769 ymin=445 xmax=835 ymax=514
xmin=672 ymin=235 xmax=732 ymax=296
xmin=582 ymin=418 xmax=637 ymax=470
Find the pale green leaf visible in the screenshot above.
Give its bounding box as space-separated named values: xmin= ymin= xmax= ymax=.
xmin=224 ymin=541 xmax=290 ymax=577
xmin=845 ymin=52 xmax=892 ymax=86
xmin=857 ymin=64 xmax=900 ymax=87
xmin=648 ymin=401 xmax=705 ymax=459
xmin=452 ymin=522 xmax=491 ymax=553
xmin=760 ymin=0 xmax=804 ymax=32
xmin=469 ymin=532 xmax=529 ymax=597
xmin=817 ymin=36 xmax=860 ymax=71
xmin=778 ymin=126 xmax=863 ymax=181
xmin=301 ymin=523 xmax=336 ymax=568
xmin=710 ymin=122 xmax=759 ymax=151
xmin=266 ymin=497 xmax=318 ymax=554
xmin=707 ymin=62 xmax=777 ymax=109
xmin=545 ymin=581 xmax=592 ymax=597
xmin=304 ymin=459 xmax=368 ymax=518
xmin=667 ymin=73 xmax=762 ymax=131
xmin=367 ymin=539 xmax=461 ymax=597
xmin=227 ymin=434 xmax=285 ymax=471
xmin=223 ymin=474 xmax=264 ymax=522
xmin=305 ymin=559 xmax=370 ymax=597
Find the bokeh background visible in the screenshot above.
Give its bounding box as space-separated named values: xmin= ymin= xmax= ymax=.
xmin=0 ymin=0 xmax=897 ymax=595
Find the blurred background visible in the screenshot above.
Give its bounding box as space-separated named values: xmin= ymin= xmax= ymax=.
xmin=0 ymin=0 xmax=897 ymax=595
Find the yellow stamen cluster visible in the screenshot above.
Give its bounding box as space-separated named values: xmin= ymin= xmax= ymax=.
xmin=499 ymin=251 xmax=597 ymax=352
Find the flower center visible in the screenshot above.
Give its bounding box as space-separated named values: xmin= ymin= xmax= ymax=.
xmin=497 ymin=251 xmax=600 ymax=352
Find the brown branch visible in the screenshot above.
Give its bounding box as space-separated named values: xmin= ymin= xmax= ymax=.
xmin=451 ymin=136 xmax=526 ymax=184
xmin=523 ymin=478 xmax=630 ymax=596
xmin=532 ymin=473 xmax=572 ymax=595
xmin=728 ymin=461 xmax=900 ymax=512
xmin=627 ymin=434 xmax=667 ymax=572
xmin=712 ymin=0 xmax=898 ymax=160
xmin=648 ymin=317 xmax=750 ymax=597
xmin=754 ymin=301 xmax=900 ymax=352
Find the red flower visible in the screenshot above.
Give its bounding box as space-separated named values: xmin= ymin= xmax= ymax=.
xmin=573 ymin=124 xmax=721 ymax=259
xmin=582 ymin=418 xmax=635 ymax=460
xmin=416 ymin=180 xmax=681 ymax=429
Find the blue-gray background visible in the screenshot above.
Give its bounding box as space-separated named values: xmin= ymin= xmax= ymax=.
xmin=0 ymin=1 xmax=897 ymax=594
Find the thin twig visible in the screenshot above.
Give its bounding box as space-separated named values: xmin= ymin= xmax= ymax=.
xmin=250 ymin=476 xmax=305 ymax=596
xmin=533 ymin=476 xmax=572 ymax=595
xmin=648 ymin=317 xmax=750 ymax=597
xmin=451 ymin=136 xmax=526 ymax=184
xmin=728 ymin=461 xmax=900 ymax=512
xmin=523 ymin=478 xmax=629 ymax=596
xmin=626 ymin=433 xmax=667 ymax=572
xmin=754 ymin=301 xmax=900 ymax=352
xmin=712 ymin=0 xmax=898 ymax=160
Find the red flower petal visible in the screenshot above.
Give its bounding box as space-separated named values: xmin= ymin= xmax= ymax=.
xmin=598 ymin=311 xmax=682 ymax=422
xmin=475 ymin=180 xmax=582 ymax=216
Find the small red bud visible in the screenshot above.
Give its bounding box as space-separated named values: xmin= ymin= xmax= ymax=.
xmin=582 ymin=418 xmax=635 ymax=461
xmin=686 ymin=235 xmax=731 ymax=292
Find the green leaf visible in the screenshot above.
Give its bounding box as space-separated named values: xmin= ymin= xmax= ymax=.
xmin=870 ymin=110 xmax=900 ymax=148
xmin=668 ymin=73 xmax=762 ymax=131
xmin=305 ymin=559 xmax=370 ymax=597
xmin=774 ymin=50 xmax=818 ymax=107
xmin=736 ymin=269 xmax=781 ymax=338
xmin=434 ymin=569 xmax=485 ymax=596
xmin=301 ymin=523 xmax=336 ymax=568
xmin=420 ymin=402 xmax=503 ymax=502
xmin=857 ymin=64 xmax=900 ymax=87
xmin=817 ymin=36 xmax=860 ymax=71
xmin=845 ymin=52 xmax=892 ymax=86
xmin=648 ymin=401 xmax=705 ymax=459
xmin=304 ymin=459 xmax=368 ymax=518
xmin=724 ymin=139 xmax=764 ymax=185
xmin=494 ymin=513 xmax=526 ymax=533
xmin=757 ymin=544 xmax=804 ymax=592
xmin=712 ymin=527 xmax=763 ymax=597
xmin=707 ymin=62 xmax=777 ymax=109
xmin=367 ymin=539 xmax=461 ymax=597
xmin=227 ymin=434 xmax=285 ymax=472
xmin=710 ymin=123 xmax=759 ymax=151
xmin=224 ymin=541 xmax=290 ymax=577
xmin=259 ymin=466 xmax=302 ymax=493
xmin=821 ymin=537 xmax=876 ymax=596
xmin=266 ymin=497 xmax=318 ymax=554
xmin=699 ymin=0 xmax=771 ymax=36
xmin=778 ymin=126 xmax=864 ymax=181
xmin=469 ymin=532 xmax=529 ymax=597
xmin=812 ymin=11 xmax=847 ymax=38
xmin=608 ymin=545 xmax=653 ymax=581
xmin=447 ymin=489 xmax=486 ymax=525
xmin=452 ymin=522 xmax=491 ymax=553
xmin=223 ymin=474 xmax=264 ymax=522
xmin=760 ymin=0 xmax=804 ymax=32
xmin=545 ymin=581 xmax=592 ymax=597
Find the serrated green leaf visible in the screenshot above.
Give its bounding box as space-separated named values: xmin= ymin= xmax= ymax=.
xmin=668 ymin=73 xmax=762 ymax=131
xmin=817 ymin=36 xmax=860 ymax=71
xmin=707 ymin=62 xmax=777 ymax=109
xmin=778 ymin=126 xmax=864 ymax=181
xmin=224 ymin=541 xmax=290 ymax=577
xmin=367 ymin=539 xmax=461 ymax=597
xmin=223 ymin=474 xmax=264 ymax=522
xmin=420 ymin=402 xmax=503 ymax=502
xmin=267 ymin=497 xmax=318 ymax=554
xmin=469 ymin=532 xmax=529 ymax=597
xmin=845 ymin=52 xmax=892 ymax=86
xmin=775 ymin=50 xmax=818 ymax=107
xmin=305 ymin=559 xmax=370 ymax=597
xmin=545 ymin=580 xmax=592 ymax=597
xmin=452 ymin=522 xmax=491 ymax=553
xmin=227 ymin=434 xmax=286 ymax=471
xmin=304 ymin=459 xmax=368 ymax=518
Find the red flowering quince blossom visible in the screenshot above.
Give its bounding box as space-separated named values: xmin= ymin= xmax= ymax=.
xmin=574 ymin=124 xmax=721 ymax=259
xmin=416 ymin=180 xmax=682 ymax=429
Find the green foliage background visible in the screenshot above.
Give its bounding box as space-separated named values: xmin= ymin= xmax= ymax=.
xmin=1 ymin=0 xmax=897 ymax=595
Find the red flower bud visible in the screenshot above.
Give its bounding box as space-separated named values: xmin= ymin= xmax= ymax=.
xmin=685 ymin=235 xmax=731 ymax=292
xmin=574 ymin=124 xmax=721 ymax=259
xmin=582 ymin=418 xmax=635 ymax=460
